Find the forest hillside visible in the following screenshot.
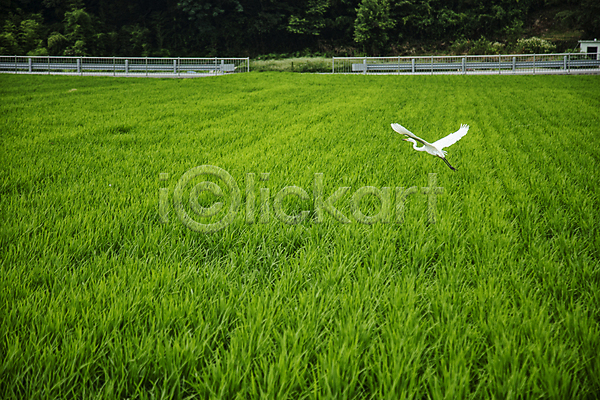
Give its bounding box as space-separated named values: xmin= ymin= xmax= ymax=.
xmin=1 ymin=0 xmax=598 ymax=57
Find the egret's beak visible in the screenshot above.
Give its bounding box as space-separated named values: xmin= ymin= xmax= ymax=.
xmin=402 ymin=138 xmax=409 ymax=142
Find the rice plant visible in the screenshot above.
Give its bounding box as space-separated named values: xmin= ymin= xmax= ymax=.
xmin=1 ymin=73 xmax=599 ymax=399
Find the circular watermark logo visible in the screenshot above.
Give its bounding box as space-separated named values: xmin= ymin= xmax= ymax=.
xmin=172 ymin=165 xmax=241 ymax=233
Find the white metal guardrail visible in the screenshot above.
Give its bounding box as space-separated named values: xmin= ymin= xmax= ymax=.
xmin=0 ymin=56 xmax=250 ymax=76
xmin=333 ymin=53 xmax=600 ymax=75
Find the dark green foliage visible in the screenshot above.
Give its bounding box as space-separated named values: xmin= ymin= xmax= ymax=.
xmin=0 ymin=1 xmax=595 ymax=57
xmin=549 ymin=0 xmax=600 ymax=37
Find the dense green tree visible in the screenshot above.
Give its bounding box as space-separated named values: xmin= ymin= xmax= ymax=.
xmin=0 ymin=12 xmax=47 ymax=55
xmin=0 ymin=20 xmax=21 ymax=55
xmin=62 ymin=8 xmax=93 ymax=55
xmin=354 ymin=0 xmax=395 ymax=54
xmin=287 ymin=0 xmax=331 ymax=36
xmin=323 ymin=0 xmax=358 ymax=45
xmin=177 ymin=0 xmax=243 ymax=54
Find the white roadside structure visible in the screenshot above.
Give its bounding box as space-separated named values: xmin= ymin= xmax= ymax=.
xmin=579 ymin=39 xmax=599 ymax=59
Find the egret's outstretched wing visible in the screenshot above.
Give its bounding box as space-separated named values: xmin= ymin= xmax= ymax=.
xmin=432 ymin=124 xmax=469 ymax=150
xmin=391 ymin=123 xmax=413 ymax=136
xmin=391 ymin=123 xmax=431 ymax=146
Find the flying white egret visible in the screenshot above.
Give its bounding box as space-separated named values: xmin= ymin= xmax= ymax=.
xmin=391 ymin=123 xmax=469 ymax=171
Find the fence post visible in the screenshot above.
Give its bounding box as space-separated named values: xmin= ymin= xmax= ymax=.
xmin=533 ymin=54 xmax=535 ymax=75
xmin=498 ymin=55 xmax=501 ymax=75
xmin=146 ymin=57 xmax=148 ymax=76
xmin=461 ymin=57 xmax=465 ymax=74
xmin=14 ymin=55 xmax=17 ymax=74
xmin=512 ymin=56 xmax=516 ymax=73
xmin=411 ymin=58 xmax=415 ymax=73
xmin=125 ymin=59 xmax=129 ymax=75
xmin=28 ymin=57 xmax=32 ymax=73
xmin=431 ymin=55 xmax=433 ymax=75
xmin=77 ymin=58 xmax=81 ymax=75
xmin=397 ymin=56 xmax=400 ymax=74
xmin=47 ymin=55 xmax=50 ymax=75
xmin=363 ymin=58 xmax=366 ymax=75
xmin=563 ymin=55 xmax=567 ymax=73
xmin=332 ymin=57 xmax=335 ymax=73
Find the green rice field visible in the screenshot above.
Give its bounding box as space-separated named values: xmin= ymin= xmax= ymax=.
xmin=1 ymin=72 xmax=599 ymax=399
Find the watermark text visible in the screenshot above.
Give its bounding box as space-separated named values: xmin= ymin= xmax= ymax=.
xmin=159 ymin=165 xmax=443 ymax=233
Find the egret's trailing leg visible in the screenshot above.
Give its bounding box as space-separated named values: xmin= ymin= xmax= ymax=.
xmin=442 ymin=157 xmax=456 ymax=171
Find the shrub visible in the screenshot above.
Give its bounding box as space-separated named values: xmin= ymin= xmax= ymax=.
xmin=516 ymin=37 xmax=556 ymax=54
xmin=469 ymin=37 xmax=505 ymax=55
xmin=449 ymin=38 xmax=470 ymax=55
xmin=449 ymin=37 xmax=505 ymax=55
